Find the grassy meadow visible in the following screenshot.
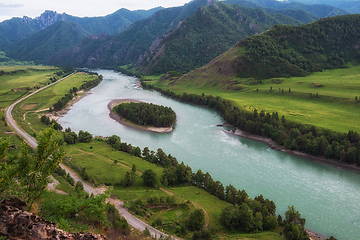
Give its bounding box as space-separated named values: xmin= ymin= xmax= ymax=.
xmin=9 ymin=71 xmax=98 ymax=140
xmin=0 ymin=66 xmax=60 ymax=143
xmin=148 ymin=64 xmax=360 ymax=134
xmin=63 ymin=141 xmax=283 ymax=240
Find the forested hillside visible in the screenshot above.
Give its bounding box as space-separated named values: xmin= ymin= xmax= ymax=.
xmin=285 ymin=0 xmax=360 ymax=14
xmin=135 ymin=1 xmax=302 ymax=75
xmin=47 ymin=0 xmax=210 ymax=67
xmin=229 ymin=0 xmax=350 ymax=17
xmin=177 ymin=14 xmax=360 ymax=81
xmin=5 ymin=21 xmax=89 ymax=63
xmin=3 ymin=0 xmax=356 ymax=71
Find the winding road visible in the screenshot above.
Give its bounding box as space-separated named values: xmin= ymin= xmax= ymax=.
xmin=5 ymin=72 xmax=172 ymax=239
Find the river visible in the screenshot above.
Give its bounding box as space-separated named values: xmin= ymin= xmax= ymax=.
xmin=59 ymin=70 xmax=360 ymax=240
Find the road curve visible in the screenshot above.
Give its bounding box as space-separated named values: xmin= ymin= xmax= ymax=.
xmin=4 ymin=71 xmax=173 ymax=239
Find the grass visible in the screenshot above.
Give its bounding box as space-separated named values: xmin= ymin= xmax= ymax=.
xmin=64 ymin=141 xmax=282 ymax=240
xmin=148 ymin=64 xmax=360 ymax=134
xmin=8 ymin=71 xmax=99 ymax=139
xmin=0 ymin=66 xmax=60 ymax=143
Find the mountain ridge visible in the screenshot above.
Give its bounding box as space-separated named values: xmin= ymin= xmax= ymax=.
xmin=0 ymin=8 xmax=161 ymax=49
xmin=169 ymin=13 xmax=360 ymax=87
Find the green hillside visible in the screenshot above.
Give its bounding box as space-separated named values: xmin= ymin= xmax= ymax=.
xmin=135 ymin=1 xmax=302 ymax=75
xmin=148 ymin=14 xmax=360 ymax=134
xmin=231 ymin=0 xmax=350 ymax=17
xmin=47 ymin=0 xmax=210 ymax=68
xmin=5 ymin=21 xmax=89 ymax=63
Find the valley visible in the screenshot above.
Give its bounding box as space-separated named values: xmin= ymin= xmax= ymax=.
xmin=2 ymin=0 xmax=360 ymax=240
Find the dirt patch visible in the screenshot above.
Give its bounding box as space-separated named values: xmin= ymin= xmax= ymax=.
xmin=310 ymin=82 xmax=324 ymax=87
xmin=21 ymin=103 xmax=40 ymax=110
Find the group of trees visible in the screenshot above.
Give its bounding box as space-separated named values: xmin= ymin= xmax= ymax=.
xmin=63 ymin=128 xmax=92 ymax=144
xmin=103 ymin=132 xmax=311 ymax=238
xmin=235 ymin=14 xmax=360 ymax=80
xmin=40 ymin=115 xmax=62 ymax=130
xmin=113 ymin=102 xmax=176 ymax=128
xmin=142 ymin=82 xmax=360 ymax=166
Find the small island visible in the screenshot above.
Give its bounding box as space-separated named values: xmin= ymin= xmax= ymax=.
xmin=108 ymin=99 xmax=176 ymax=133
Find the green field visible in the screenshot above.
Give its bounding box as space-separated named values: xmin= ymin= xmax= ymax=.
xmin=64 ymin=141 xmax=283 ymax=240
xmin=149 ymin=64 xmax=360 ymax=134
xmin=9 ymin=72 xmax=98 ymax=139
xmin=0 ymin=66 xmax=62 ymax=143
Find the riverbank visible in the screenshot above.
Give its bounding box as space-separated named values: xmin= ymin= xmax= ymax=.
xmin=46 ymin=90 xmax=89 ymax=121
xmin=226 ymin=128 xmax=360 ymax=174
xmin=107 ymin=99 xmax=174 ymax=133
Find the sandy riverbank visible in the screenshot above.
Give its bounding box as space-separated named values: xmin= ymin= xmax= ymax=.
xmin=107 ymin=99 xmax=174 ymax=133
xmin=46 ymin=90 xmax=89 ymax=121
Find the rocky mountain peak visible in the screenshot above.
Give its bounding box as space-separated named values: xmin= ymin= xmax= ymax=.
xmin=35 ymin=10 xmax=67 ymax=29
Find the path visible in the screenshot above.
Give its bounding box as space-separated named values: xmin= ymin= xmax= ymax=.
xmin=4 ymin=71 xmax=173 ymax=239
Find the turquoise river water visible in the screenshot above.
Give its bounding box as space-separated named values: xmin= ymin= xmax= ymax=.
xmin=59 ymin=70 xmax=360 ymax=239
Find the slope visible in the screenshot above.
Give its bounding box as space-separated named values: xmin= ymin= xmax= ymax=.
xmin=135 ymin=1 xmax=302 ymax=75
xmin=47 ymin=0 xmax=210 ymax=67
xmin=225 ymin=0 xmax=350 ymax=18
xmin=173 ymin=14 xmax=360 ymax=83
xmin=5 ymin=21 xmax=89 ymax=63
xmin=285 ymin=0 xmax=360 ymax=14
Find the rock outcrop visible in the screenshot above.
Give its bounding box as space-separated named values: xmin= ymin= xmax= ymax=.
xmin=0 ymin=197 xmax=106 ymax=240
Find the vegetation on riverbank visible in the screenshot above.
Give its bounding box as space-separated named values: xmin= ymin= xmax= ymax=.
xmin=2 ymin=65 xmax=335 ymax=239
xmin=141 ymin=80 xmax=360 ymax=168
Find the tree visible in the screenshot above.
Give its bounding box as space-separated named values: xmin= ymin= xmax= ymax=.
xmin=283 ymin=206 xmax=309 ymax=240
xmin=132 ymin=164 xmax=137 ymax=174
xmin=121 ymin=171 xmax=134 ymax=187
xmin=75 ymin=181 xmax=84 ymax=192
xmin=78 ymin=130 xmax=92 ymax=143
xmin=63 ymin=131 xmax=77 ymax=144
xmin=107 ymin=135 xmax=121 ymax=146
xmin=16 ymin=127 xmax=64 ymax=208
xmin=142 ymin=169 xmax=157 ymax=187
xmin=187 ymin=209 xmax=205 ymax=231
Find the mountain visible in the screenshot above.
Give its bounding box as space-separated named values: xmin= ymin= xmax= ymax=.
xmin=47 ymin=33 xmax=112 ymax=66
xmin=5 ymin=21 xmax=89 ymax=63
xmin=225 ymin=0 xmax=350 ymax=18
xmin=60 ymin=7 xmax=163 ymax=35
xmin=283 ymin=0 xmax=360 ymax=14
xmin=0 ymin=8 xmax=161 ymax=49
xmin=135 ymin=1 xmax=302 ymax=75
xmin=170 ymin=14 xmax=360 ymax=84
xmin=47 ymin=0 xmax=210 ymax=67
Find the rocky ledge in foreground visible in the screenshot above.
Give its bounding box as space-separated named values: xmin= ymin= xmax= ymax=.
xmin=0 ymin=197 xmax=106 ymax=240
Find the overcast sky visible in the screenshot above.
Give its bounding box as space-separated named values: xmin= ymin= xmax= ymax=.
xmin=0 ymin=0 xmax=193 ymax=22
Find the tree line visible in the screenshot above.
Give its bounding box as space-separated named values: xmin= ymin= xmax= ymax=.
xmin=50 ymin=72 xmax=102 ymax=112
xmin=141 ymin=81 xmax=360 ymax=166
xmin=113 ymin=102 xmax=176 ymax=128
xmin=103 ymin=133 xmax=311 ymax=239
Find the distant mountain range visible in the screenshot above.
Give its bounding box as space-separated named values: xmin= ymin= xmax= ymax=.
xmin=0 ymin=7 xmax=161 ymax=49
xmin=2 ymin=0 xmax=358 ymax=75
